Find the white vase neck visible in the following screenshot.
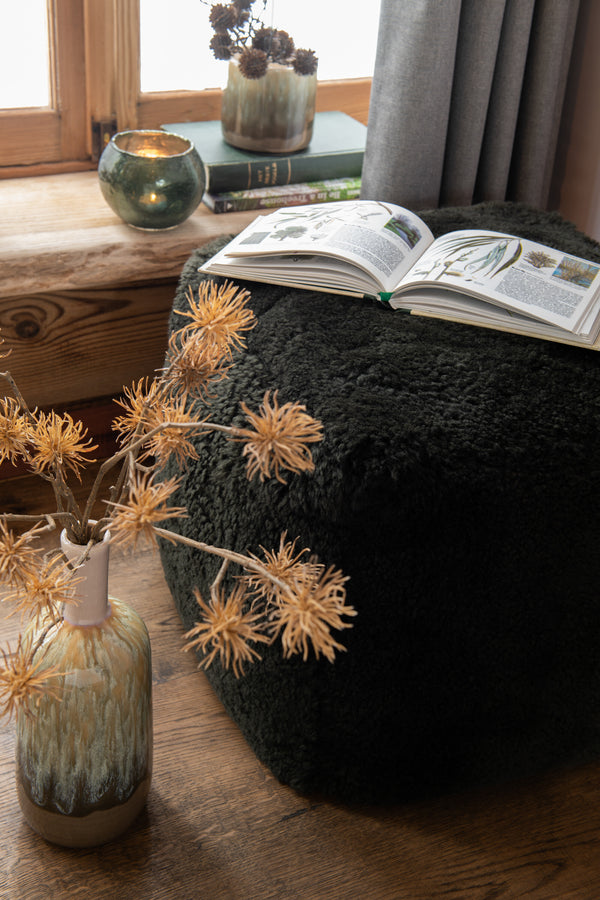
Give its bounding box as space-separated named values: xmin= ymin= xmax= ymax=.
xmin=60 ymin=528 xmax=111 ymax=626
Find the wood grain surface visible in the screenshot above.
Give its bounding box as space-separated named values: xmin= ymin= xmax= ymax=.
xmin=0 ymin=172 xmax=268 ymax=300
xmin=2 ymin=480 xmax=600 ymax=898
xmin=0 ymin=280 xmax=176 ymax=409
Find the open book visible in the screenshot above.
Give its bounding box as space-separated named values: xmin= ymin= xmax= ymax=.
xmin=200 ymin=200 xmax=600 ymax=349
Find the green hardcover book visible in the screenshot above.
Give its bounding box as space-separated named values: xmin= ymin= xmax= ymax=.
xmin=161 ymin=112 xmax=367 ymax=195
xmin=203 ymin=176 xmax=362 ymax=213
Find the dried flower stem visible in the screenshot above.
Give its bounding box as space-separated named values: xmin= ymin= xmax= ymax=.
xmin=80 ymin=419 xmax=239 ymax=541
xmin=0 ymin=372 xmax=33 ymax=422
xmin=211 ymin=557 xmax=230 ymax=601
xmin=152 ymin=525 xmax=294 ymax=598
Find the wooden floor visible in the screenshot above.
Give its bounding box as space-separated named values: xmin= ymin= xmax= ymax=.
xmin=2 ymin=478 xmax=600 ymax=898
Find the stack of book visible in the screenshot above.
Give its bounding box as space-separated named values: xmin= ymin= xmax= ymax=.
xmin=161 ymin=111 xmax=366 ymax=214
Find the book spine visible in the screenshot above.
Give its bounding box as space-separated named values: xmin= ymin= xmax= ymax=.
xmin=204 ymin=179 xmax=362 ymax=213
xmin=205 ymin=150 xmax=364 ymax=194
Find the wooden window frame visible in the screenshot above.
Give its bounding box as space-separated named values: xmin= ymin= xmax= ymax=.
xmin=0 ymin=0 xmax=371 ymax=179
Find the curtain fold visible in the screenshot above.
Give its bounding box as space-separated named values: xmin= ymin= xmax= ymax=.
xmin=361 ymin=0 xmax=580 ymax=211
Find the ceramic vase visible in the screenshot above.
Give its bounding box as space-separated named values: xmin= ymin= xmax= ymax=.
xmin=15 ymin=529 xmax=153 ymax=848
xmin=221 ymin=59 xmax=317 ymax=152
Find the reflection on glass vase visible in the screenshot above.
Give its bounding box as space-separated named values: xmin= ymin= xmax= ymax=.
xmin=15 ymin=529 xmax=153 ymax=848
xmin=221 ymin=59 xmax=317 ymax=153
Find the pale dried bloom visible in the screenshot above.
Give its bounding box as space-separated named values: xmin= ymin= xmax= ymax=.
xmin=4 ymin=553 xmax=81 ymax=626
xmin=175 ymin=281 xmax=256 ymax=355
xmin=109 ymin=471 xmax=187 ymax=550
xmin=112 ymin=377 xmax=161 ymax=445
xmin=183 ymin=584 xmax=270 ymax=677
xmin=244 ymin=533 xmax=315 ymax=602
xmin=142 ymin=396 xmax=205 ymax=467
xmin=235 ymin=391 xmax=323 ymax=483
xmin=114 ymin=380 xmax=204 ymax=464
xmin=160 ymin=331 xmax=232 ymax=400
xmin=0 ymin=636 xmax=63 ymax=721
xmin=0 ymin=396 xmax=31 ymax=465
xmin=269 ymin=563 xmax=355 ymax=663
xmin=0 ymin=521 xmax=46 ymax=589
xmin=29 ymin=410 xmax=97 ymax=478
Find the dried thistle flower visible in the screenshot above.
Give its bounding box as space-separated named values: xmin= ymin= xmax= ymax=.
xmin=112 ymin=376 xmax=160 ymax=444
xmin=29 ymin=410 xmax=97 ymax=479
xmin=108 ymin=471 xmax=187 ymax=551
xmin=210 ymin=32 xmax=233 ymax=60
xmin=238 ymin=46 xmax=268 ymax=79
xmin=183 ymin=584 xmax=270 ymax=677
xmin=292 ymin=48 xmax=318 ymax=76
xmin=161 ymin=332 xmax=232 ymax=401
xmin=0 ymin=396 xmax=30 ymax=465
xmin=113 ymin=379 xmax=204 ymax=465
xmin=269 ymin=563 xmax=355 ymax=662
xmin=274 ymin=30 xmax=295 ymax=60
xmin=142 ymin=396 xmax=205 ymax=467
xmin=0 ymin=521 xmax=46 ymax=590
xmin=0 ymin=637 xmax=64 ymax=721
xmin=4 ymin=552 xmax=81 ymax=626
xmin=235 ymin=390 xmax=323 ymax=482
xmin=253 ymin=27 xmax=295 ymax=62
xmin=244 ymin=533 xmax=313 ymax=601
xmin=209 ymin=1 xmax=239 ymax=31
xmin=175 ymin=281 xmax=256 ymax=355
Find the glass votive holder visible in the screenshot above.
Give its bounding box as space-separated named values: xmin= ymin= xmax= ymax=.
xmin=98 ymin=130 xmax=205 ymax=230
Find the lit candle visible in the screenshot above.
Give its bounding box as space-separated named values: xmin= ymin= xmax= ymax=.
xmin=98 ymin=130 xmax=205 ymax=230
xmin=133 ymin=146 xmax=169 ymax=159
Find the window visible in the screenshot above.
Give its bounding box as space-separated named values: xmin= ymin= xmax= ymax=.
xmin=1 ymin=0 xmax=378 ymax=176
xmin=0 ymin=0 xmax=87 ymax=170
xmin=140 ymin=0 xmax=381 ymax=90
xmin=1 ymin=1 xmax=51 ymax=109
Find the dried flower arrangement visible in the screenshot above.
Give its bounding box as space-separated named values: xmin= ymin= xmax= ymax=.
xmin=0 ymin=279 xmax=354 ymax=720
xmin=204 ymin=0 xmax=318 ymax=79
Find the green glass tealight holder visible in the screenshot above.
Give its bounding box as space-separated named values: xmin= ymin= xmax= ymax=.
xmin=98 ymin=130 xmax=205 ymax=230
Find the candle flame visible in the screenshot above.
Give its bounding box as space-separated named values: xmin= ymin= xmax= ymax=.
xmin=135 ymin=147 xmax=169 ymax=158
xmin=139 ymin=191 xmax=166 ymax=207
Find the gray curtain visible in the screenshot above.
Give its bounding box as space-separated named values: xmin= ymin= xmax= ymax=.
xmin=361 ymin=0 xmax=580 ymax=210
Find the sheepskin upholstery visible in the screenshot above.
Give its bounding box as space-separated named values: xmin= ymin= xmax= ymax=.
xmin=159 ymin=202 xmax=600 ymax=802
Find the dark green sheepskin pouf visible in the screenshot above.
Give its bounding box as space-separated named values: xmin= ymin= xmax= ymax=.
xmin=159 ymin=202 xmax=600 ymax=803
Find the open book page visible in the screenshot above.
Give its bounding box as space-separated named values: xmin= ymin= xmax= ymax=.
xmin=201 ymin=200 xmax=434 ymax=295
xmin=393 ymin=230 xmax=600 ymax=336
xmin=402 ymin=288 xmax=600 ymax=345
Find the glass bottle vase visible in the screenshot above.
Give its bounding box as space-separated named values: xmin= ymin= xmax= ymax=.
xmin=15 ymin=529 xmax=153 ymax=848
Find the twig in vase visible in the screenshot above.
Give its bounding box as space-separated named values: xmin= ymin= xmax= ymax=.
xmin=0 ymin=278 xmax=355 ymax=718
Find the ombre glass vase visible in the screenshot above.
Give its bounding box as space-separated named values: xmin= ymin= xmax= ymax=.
xmin=98 ymin=129 xmax=205 ymax=230
xmin=15 ymin=529 xmax=153 ymax=848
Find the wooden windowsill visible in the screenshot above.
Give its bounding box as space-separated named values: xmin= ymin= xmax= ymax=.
xmin=0 ymin=170 xmax=268 ymax=420
xmin=0 ymin=171 xmax=265 ymax=300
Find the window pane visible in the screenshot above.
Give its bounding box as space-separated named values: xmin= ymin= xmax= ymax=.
xmin=140 ymin=0 xmax=381 ymax=93
xmin=0 ymin=1 xmax=50 ymax=109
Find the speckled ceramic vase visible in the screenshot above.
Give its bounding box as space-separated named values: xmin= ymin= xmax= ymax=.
xmin=221 ymin=59 xmax=317 ymax=152
xmin=15 ymin=529 xmax=153 ymax=848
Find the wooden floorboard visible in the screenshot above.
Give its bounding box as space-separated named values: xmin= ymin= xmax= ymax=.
xmin=2 ymin=478 xmax=600 ymax=898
